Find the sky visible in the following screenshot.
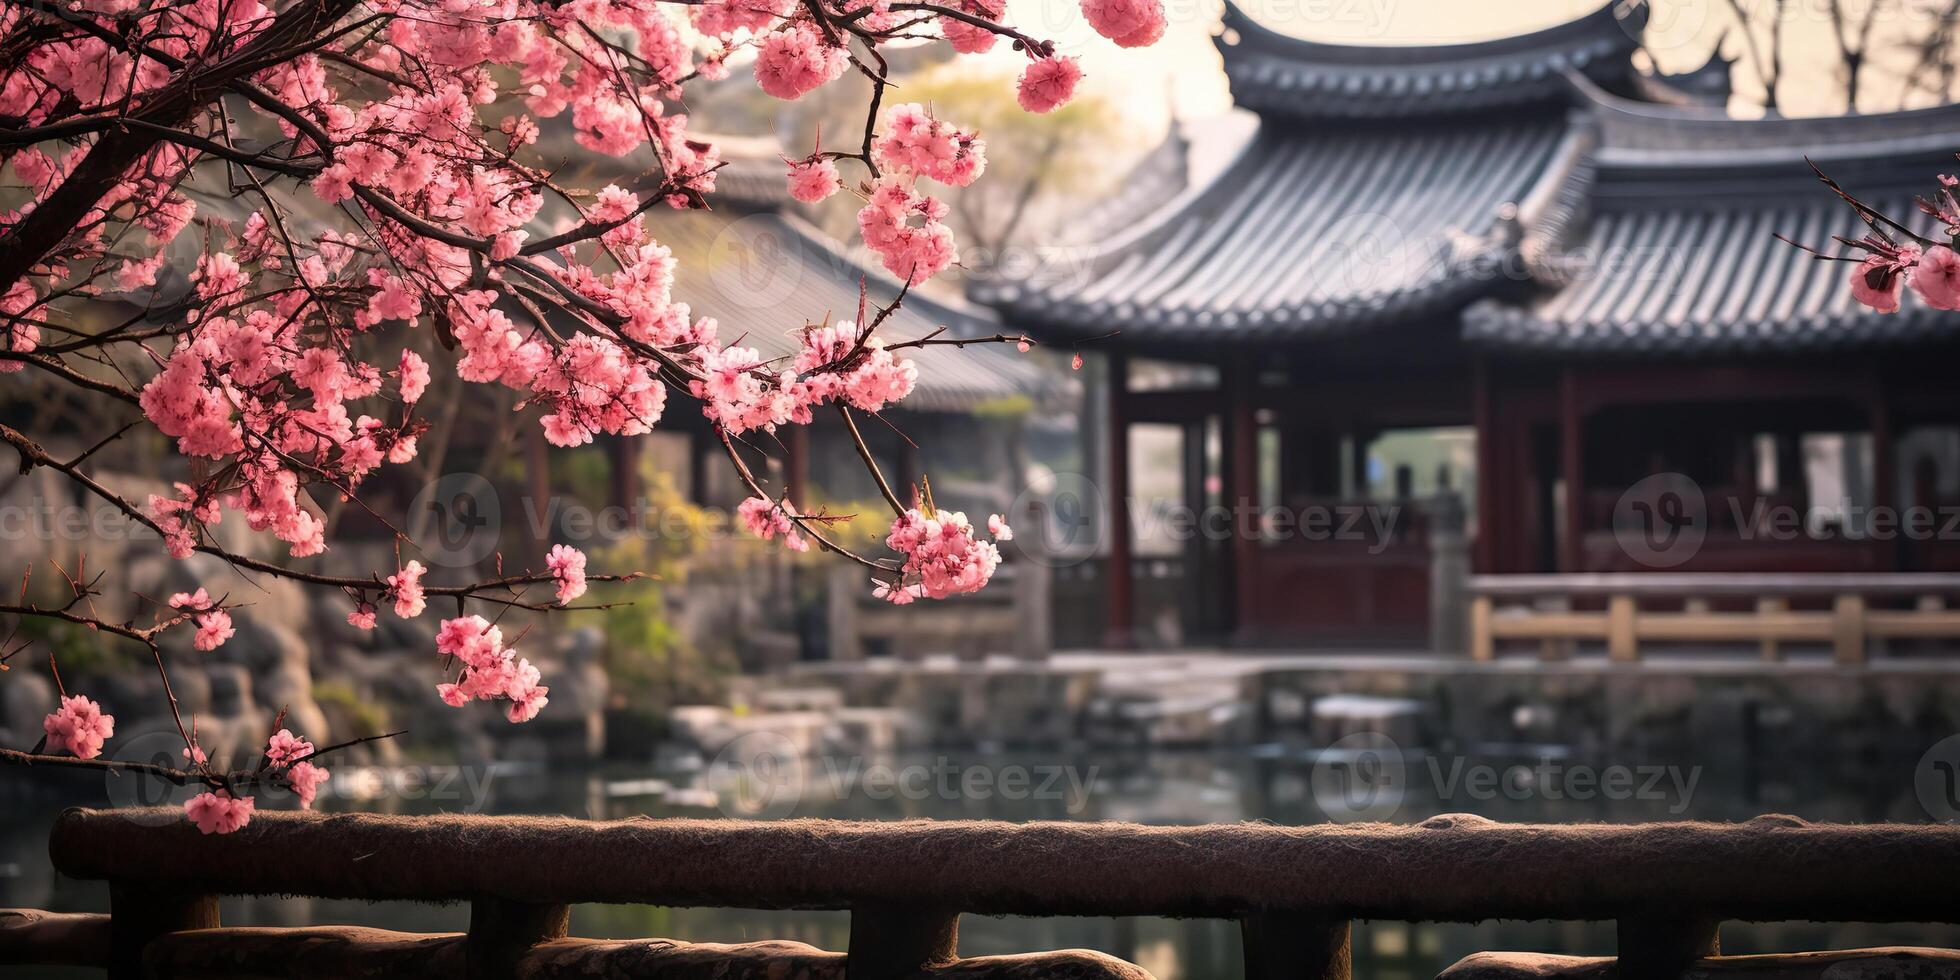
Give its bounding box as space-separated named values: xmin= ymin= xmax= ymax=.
xmin=970 ymin=0 xmax=1959 ymax=140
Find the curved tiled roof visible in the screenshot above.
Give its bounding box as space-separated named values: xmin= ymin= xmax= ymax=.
xmin=652 ymin=208 xmax=1070 ymax=412
xmin=1464 ymin=93 xmax=1960 ymax=355
xmin=970 ymin=116 xmax=1576 ymax=345
xmin=1215 ymin=0 xmax=1644 ymax=119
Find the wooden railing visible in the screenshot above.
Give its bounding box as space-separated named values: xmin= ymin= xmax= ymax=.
xmin=1469 ymin=573 xmax=1960 ymax=663
xmin=9 ymin=810 xmax=1960 ymax=979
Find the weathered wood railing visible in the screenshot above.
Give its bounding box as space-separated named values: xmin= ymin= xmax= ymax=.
xmin=9 ymin=810 xmax=1960 ymax=980
xmin=1469 ymin=573 xmax=1960 ymax=663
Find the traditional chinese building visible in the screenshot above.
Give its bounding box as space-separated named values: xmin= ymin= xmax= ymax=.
xmin=973 ymin=0 xmax=1960 ymax=649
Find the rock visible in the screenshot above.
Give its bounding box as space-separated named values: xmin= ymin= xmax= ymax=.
xmin=0 ymin=671 xmax=54 ymax=746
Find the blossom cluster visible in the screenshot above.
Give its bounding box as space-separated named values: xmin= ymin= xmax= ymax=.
xmin=434 ymin=616 xmax=550 ymax=723
xmin=42 ymin=695 xmax=114 ymax=760
xmin=878 ymin=509 xmax=1010 ymax=603
xmin=1851 ymin=243 xmax=1960 ymax=313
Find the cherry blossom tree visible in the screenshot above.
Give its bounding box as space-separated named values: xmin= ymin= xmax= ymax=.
xmin=0 ymin=0 xmax=1164 ymax=829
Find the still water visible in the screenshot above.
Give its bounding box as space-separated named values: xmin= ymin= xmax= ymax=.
xmin=6 ymin=746 xmax=1959 ymax=979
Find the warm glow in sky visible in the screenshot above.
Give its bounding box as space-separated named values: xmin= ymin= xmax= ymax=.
xmin=973 ymin=0 xmax=1955 ymax=140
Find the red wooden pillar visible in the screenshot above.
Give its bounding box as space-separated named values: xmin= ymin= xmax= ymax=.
xmin=1227 ymin=358 xmax=1259 ymax=640
xmin=1472 ymin=356 xmax=1494 ymax=574
xmin=1104 ymin=353 xmax=1134 ymax=648
xmin=1558 ymin=367 xmax=1583 ymax=573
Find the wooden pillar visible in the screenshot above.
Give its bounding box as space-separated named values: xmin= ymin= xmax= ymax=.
xmin=1105 ymin=353 xmax=1134 ymax=648
xmin=526 ymin=424 xmax=553 ymax=560
xmin=687 ymin=429 xmax=710 ymax=505
xmin=1834 ymin=593 xmax=1868 ymax=665
xmin=1470 ymin=595 xmax=1494 ymax=661
xmin=1617 ymin=916 xmax=1719 ymax=980
xmin=848 ymin=904 xmax=959 ymax=980
xmin=784 ymin=423 xmax=809 ymax=509
xmin=1608 ymin=594 xmax=1638 ymax=662
xmin=468 ymin=899 xmax=568 ymax=980
xmin=1558 ymin=368 xmax=1584 ymax=574
xmin=1472 ymin=356 xmax=1495 ymax=574
xmin=109 ymin=884 xmax=218 ymax=979
xmin=607 ymin=435 xmax=640 ymax=512
xmin=1241 ymin=913 xmax=1350 ymax=980
xmin=1227 ymin=359 xmax=1259 ymax=641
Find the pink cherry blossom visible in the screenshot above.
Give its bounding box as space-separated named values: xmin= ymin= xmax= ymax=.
xmin=546 ymin=544 xmax=589 ymax=604
xmin=287 ymin=761 xmax=331 ymax=808
xmin=754 ymin=24 xmax=847 ymax=100
xmin=42 ymin=695 xmax=114 ymax=760
xmin=787 ymin=157 xmax=843 ymax=203
xmin=738 ymin=495 xmax=811 ymax=551
xmin=348 ymin=603 xmax=378 ymax=630
xmin=881 ymin=507 xmax=1005 ymax=601
xmin=858 ymin=179 xmax=958 ymax=284
xmin=988 ymin=514 xmax=1013 ymax=540
xmin=185 ymin=790 xmax=255 ymax=835
xmin=1017 ymin=56 xmax=1083 ymax=113
xmin=432 ymin=615 xmax=548 ymax=721
xmin=193 ymin=609 xmax=236 ymax=651
xmin=1080 ymin=0 xmax=1165 ymax=46
xmin=398 ymin=350 xmax=431 ymax=404
xmin=873 ymin=104 xmax=986 ymax=187
xmin=387 ymin=560 xmax=427 ymax=618
xmin=265 ymin=728 xmax=315 ymax=765
xmin=938 ymin=0 xmax=1004 ymax=52
xmin=1913 ymin=245 xmax=1960 ymax=310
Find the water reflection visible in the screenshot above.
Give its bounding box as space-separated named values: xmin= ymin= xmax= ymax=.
xmin=6 ymin=747 xmax=1960 ymax=980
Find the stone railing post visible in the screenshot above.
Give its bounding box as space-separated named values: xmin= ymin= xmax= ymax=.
xmin=1429 ymin=493 xmax=1469 ymax=654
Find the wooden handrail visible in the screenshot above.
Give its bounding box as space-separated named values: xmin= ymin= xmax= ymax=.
xmin=1466 ymin=573 xmax=1960 ymax=662
xmin=21 ymin=811 xmax=1960 ymax=980
xmin=44 ymin=809 xmax=1960 ymax=923
xmin=1470 ymin=573 xmax=1960 ymax=598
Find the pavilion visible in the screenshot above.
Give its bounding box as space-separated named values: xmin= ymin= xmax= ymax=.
xmin=971 ymin=0 xmax=1960 ymax=648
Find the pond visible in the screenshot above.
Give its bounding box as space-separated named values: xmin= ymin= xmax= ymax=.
xmin=6 ymin=744 xmax=1959 ymax=980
